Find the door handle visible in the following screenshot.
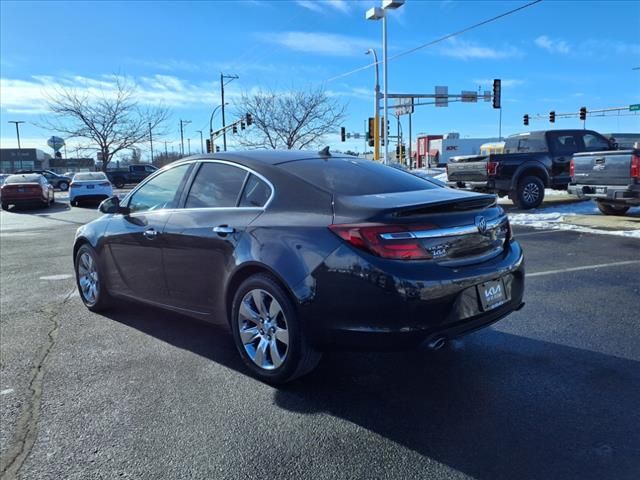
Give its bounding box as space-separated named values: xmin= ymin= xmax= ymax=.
xmin=143 ymin=228 xmax=159 ymax=239
xmin=594 ymin=157 xmax=605 ymax=164
xmin=213 ymin=225 xmax=235 ymax=235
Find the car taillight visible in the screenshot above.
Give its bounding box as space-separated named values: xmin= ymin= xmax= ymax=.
xmin=631 ymin=154 xmax=640 ymax=179
xmin=329 ymin=223 xmax=435 ymax=260
xmin=99 ymin=182 xmax=111 ymax=187
xmin=487 ymin=161 xmax=499 ymax=176
xmin=569 ymin=159 xmax=575 ymax=178
xmin=70 ymin=182 xmax=77 ymax=188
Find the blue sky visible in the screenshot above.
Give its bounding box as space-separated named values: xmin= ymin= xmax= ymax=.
xmin=1 ymin=0 xmax=639 ymax=159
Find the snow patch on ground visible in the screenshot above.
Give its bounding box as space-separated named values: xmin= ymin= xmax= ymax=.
xmin=509 ymin=202 xmax=640 ymax=238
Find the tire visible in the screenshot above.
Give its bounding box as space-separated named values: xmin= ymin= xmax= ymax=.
xmin=71 ymin=200 xmax=77 ymax=207
xmin=58 ymin=181 xmax=69 ymax=191
xmin=231 ymin=273 xmax=321 ymax=384
xmin=512 ymin=175 xmax=545 ymax=210
xmin=1 ymin=203 xmax=8 ymax=211
xmin=74 ymin=244 xmax=112 ymax=312
xmin=113 ymin=178 xmax=125 ymax=189
xmin=597 ymin=201 xmax=630 ymax=216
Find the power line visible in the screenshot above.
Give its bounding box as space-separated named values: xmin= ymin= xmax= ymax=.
xmin=324 ymin=0 xmax=544 ymax=83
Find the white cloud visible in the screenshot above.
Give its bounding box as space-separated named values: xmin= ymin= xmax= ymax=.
xmin=438 ymin=38 xmax=522 ymax=60
xmin=0 ymin=74 xmax=235 ymax=115
xmin=535 ymin=35 xmax=571 ymax=54
xmin=296 ymin=0 xmax=351 ymax=14
xmin=259 ymin=31 xmax=375 ymax=57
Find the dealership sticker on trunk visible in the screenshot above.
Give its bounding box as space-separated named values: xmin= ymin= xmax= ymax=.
xmin=477 ymin=278 xmax=508 ymax=311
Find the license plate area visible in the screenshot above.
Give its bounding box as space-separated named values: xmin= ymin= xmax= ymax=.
xmin=87 ymin=185 xmax=95 ymax=189
xmin=595 ymin=187 xmax=606 ymax=194
xmin=17 ymin=188 xmax=25 ymax=192
xmin=477 ymin=278 xmax=508 ymax=311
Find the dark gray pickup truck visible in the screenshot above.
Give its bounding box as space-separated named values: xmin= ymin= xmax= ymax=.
xmin=568 ymin=148 xmax=640 ymax=215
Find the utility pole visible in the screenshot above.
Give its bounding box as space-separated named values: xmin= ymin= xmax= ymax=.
xmin=220 ymin=73 xmax=239 ymax=151
xmin=408 ymin=112 xmax=412 ymax=169
xmin=188 ymin=138 xmax=191 ymax=155
xmin=179 ymin=119 xmax=191 ymax=155
xmin=8 ymin=120 xmax=25 ymax=149
xmin=164 ymin=141 xmax=169 ymax=155
xmin=196 ymin=130 xmax=204 ymax=154
xmin=148 ymin=122 xmax=154 ymax=163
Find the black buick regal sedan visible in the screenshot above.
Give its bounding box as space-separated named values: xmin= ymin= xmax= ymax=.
xmin=73 ymin=150 xmax=524 ymax=383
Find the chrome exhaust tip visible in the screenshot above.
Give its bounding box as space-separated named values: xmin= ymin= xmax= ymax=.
xmin=426 ymin=336 xmax=447 ymax=350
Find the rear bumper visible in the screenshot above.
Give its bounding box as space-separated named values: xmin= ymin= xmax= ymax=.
xmin=302 ymin=240 xmax=525 ymax=351
xmin=1 ymin=195 xmax=46 ymax=205
xmin=568 ymin=184 xmax=640 ymax=204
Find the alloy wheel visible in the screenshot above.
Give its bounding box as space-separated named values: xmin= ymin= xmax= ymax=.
xmin=78 ymin=252 xmax=99 ymax=304
xmin=237 ymin=289 xmax=289 ymax=370
xmin=522 ymin=182 xmax=540 ymax=205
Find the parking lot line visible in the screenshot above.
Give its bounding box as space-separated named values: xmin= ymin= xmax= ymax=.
xmin=528 ymin=260 xmax=640 ymax=278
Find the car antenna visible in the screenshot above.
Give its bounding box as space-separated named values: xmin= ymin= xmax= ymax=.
xmin=318 ymin=146 xmax=331 ymax=157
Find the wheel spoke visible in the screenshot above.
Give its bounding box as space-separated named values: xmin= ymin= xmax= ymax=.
xmin=239 ymin=298 xmax=261 ymax=325
xmin=268 ymin=297 xmax=282 ymax=319
xmin=274 ymin=327 xmax=289 ymax=346
xmin=252 ymin=290 xmax=268 ymax=318
xmin=239 ymin=326 xmax=260 ymax=345
xmin=269 ymin=340 xmax=283 ymax=368
xmin=254 ymin=338 xmax=268 ymax=367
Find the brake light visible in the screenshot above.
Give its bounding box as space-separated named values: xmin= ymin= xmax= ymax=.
xmin=570 ymin=159 xmax=575 ymax=178
xmin=487 ymin=161 xmax=499 ymax=176
xmin=99 ymin=182 xmax=111 ymax=187
xmin=632 ymin=154 xmax=640 ymax=179
xmin=329 ymin=223 xmax=435 ymax=260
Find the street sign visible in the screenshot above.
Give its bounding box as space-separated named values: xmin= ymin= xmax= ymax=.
xmin=353 ymin=133 xmax=360 ymax=139
xmin=435 ymin=86 xmax=448 ymax=107
xmin=483 ymin=90 xmax=492 ymax=102
xmin=630 ymin=104 xmax=640 ymax=112
xmin=461 ymin=91 xmax=478 ymax=103
xmin=394 ymin=97 xmax=414 ymax=116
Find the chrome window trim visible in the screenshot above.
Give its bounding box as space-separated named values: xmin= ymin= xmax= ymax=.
xmin=122 ymin=158 xmax=275 ymax=213
xmin=379 ymin=216 xmax=506 ymax=240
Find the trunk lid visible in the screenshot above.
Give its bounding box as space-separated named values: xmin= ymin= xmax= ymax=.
xmin=446 ymin=155 xmax=488 ymax=183
xmin=572 ymin=150 xmax=637 ymax=186
xmin=333 ymin=189 xmax=509 ymax=266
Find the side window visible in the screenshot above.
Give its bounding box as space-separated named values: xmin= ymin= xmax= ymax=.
xmin=128 ymin=164 xmax=190 ymax=213
xmin=549 ymin=134 xmax=580 ymax=155
xmin=131 ymin=165 xmax=144 ymax=172
xmin=185 ymin=163 xmax=247 ymax=209
xmin=145 ymin=166 xmax=157 ymax=173
xmin=582 ymin=133 xmax=610 ymax=152
xmin=239 ymin=174 xmax=272 ymax=207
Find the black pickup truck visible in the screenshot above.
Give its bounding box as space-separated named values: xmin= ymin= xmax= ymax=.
xmin=568 ymin=148 xmax=640 ymax=215
xmin=447 ymin=129 xmax=616 ymax=209
xmin=106 ymin=164 xmax=158 ymax=189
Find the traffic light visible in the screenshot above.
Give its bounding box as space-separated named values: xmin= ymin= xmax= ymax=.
xmin=215 ymin=145 xmax=220 ymax=152
xmin=340 ymin=127 xmax=346 ymax=142
xmin=549 ymin=111 xmax=556 ymax=123
xmin=367 ymin=117 xmax=375 ymax=147
xmin=206 ymin=139 xmax=212 ymax=153
xmin=232 ymin=124 xmax=238 ymax=134
xmin=246 ymin=113 xmax=253 ymax=126
xmin=579 ymin=107 xmax=587 ymax=121
xmin=241 ymin=121 xmax=246 ymax=130
xmin=492 ymin=79 xmax=501 ymax=109
xmin=523 ymin=114 xmax=529 ymax=126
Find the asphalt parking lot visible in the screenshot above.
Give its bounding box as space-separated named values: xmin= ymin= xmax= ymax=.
xmin=1 ymin=200 xmax=639 ymax=480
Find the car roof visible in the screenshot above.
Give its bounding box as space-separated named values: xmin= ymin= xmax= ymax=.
xmin=5 ymin=173 xmax=43 ymax=182
xmin=178 ymin=150 xmax=353 ymax=168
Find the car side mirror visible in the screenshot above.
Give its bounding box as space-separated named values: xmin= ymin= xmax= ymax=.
xmin=99 ymin=196 xmax=129 ymax=215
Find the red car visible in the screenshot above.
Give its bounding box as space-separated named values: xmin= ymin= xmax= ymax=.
xmin=1 ymin=174 xmax=55 ymax=210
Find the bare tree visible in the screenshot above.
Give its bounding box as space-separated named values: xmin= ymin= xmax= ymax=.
xmin=234 ymin=87 xmax=346 ymax=150
xmin=43 ymin=76 xmax=169 ymax=171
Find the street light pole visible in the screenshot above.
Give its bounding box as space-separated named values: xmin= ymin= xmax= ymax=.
xmin=8 ymin=120 xmax=25 ymax=149
xmin=220 ymin=73 xmax=239 ymax=152
xmin=366 ymin=1 xmax=404 ymax=165
xmin=366 ymin=49 xmax=381 ymax=161
xmin=148 ymin=122 xmax=154 ymax=163
xmin=188 ymin=138 xmax=191 ymax=155
xmin=196 ymin=130 xmax=204 ymax=154
xmin=180 ymin=119 xmax=191 ymax=156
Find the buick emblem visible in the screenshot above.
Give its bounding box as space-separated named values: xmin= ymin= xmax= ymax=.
xmin=475 ymin=216 xmax=487 ymax=235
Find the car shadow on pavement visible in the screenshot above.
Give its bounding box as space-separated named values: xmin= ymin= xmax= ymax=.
xmin=103 ymin=303 xmax=640 ymax=480
xmin=4 ymin=201 xmax=70 ymax=214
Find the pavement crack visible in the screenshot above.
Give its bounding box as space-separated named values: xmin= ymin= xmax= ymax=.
xmin=0 ymin=287 xmax=76 ymax=480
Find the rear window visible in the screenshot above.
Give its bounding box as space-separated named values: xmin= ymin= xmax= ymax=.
xmin=5 ymin=174 xmax=42 ymax=184
xmin=74 ymin=172 xmax=107 ymax=181
xmin=282 ymin=158 xmax=438 ymax=195
xmin=504 ymin=135 xmax=548 ymax=153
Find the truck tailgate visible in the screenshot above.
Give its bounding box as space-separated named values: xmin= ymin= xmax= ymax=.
xmin=572 ymin=150 xmax=637 ymax=186
xmin=447 ymin=156 xmax=488 ymax=182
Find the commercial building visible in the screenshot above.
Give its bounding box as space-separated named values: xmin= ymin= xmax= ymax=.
xmin=415 ymin=133 xmax=500 ymax=167
xmin=0 ymin=148 xmax=51 ymax=172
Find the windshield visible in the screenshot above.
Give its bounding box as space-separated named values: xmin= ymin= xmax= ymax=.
xmin=4 ymin=174 xmax=42 ymax=184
